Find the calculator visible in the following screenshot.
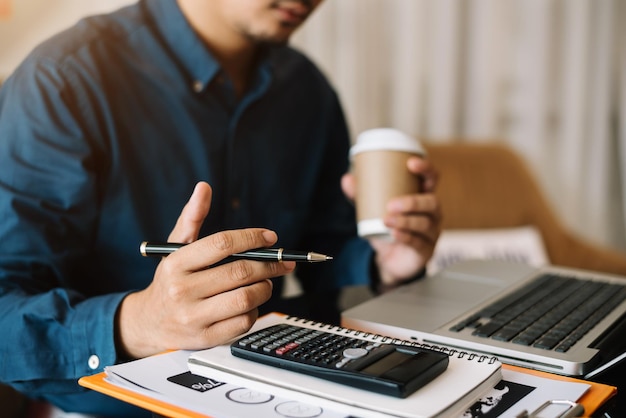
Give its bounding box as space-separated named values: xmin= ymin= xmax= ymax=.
xmin=230 ymin=323 xmax=449 ymax=398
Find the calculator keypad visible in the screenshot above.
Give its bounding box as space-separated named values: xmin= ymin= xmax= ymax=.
xmin=235 ymin=324 xmax=384 ymax=369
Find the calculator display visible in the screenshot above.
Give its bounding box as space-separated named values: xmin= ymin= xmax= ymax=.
xmin=360 ymin=350 xmax=414 ymax=376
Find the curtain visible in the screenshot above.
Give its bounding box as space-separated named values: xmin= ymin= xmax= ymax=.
xmin=2 ymin=0 xmax=624 ymax=252
xmin=292 ymin=0 xmax=626 ymax=251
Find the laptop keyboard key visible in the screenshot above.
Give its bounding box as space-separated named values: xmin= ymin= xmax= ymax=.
xmin=472 ymin=322 xmax=504 ymax=338
xmin=451 ymin=273 xmax=626 ymax=353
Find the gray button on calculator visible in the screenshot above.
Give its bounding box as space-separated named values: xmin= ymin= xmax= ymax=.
xmin=343 ymin=347 xmax=368 ymax=359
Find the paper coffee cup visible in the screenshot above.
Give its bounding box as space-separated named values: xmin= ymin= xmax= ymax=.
xmin=350 ymin=128 xmax=426 ymax=238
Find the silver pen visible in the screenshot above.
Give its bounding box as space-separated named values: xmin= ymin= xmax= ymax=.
xmin=140 ymin=241 xmax=333 ymax=263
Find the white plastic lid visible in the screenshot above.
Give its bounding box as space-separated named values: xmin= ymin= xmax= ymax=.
xmin=350 ymin=128 xmax=426 ymax=158
xmin=357 ymin=219 xmax=392 ymax=238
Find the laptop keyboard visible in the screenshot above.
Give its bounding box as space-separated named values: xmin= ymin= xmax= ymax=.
xmin=450 ymin=274 xmax=626 ymax=352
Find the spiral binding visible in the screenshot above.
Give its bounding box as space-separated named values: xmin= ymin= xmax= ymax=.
xmin=288 ymin=316 xmax=499 ymax=364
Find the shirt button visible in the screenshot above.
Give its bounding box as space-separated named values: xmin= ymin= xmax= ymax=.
xmin=88 ymin=354 xmax=100 ymax=370
xmin=231 ymin=198 xmax=240 ymax=210
xmin=192 ymin=80 xmax=204 ymax=93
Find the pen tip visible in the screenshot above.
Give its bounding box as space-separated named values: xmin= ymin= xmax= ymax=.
xmin=308 ymin=252 xmax=333 ymax=262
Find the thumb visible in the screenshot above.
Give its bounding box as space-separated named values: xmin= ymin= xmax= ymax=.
xmin=341 ymin=173 xmax=356 ymax=201
xmin=168 ymin=182 xmax=212 ymax=243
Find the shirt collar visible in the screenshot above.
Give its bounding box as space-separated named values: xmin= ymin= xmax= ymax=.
xmin=145 ymin=0 xmax=220 ymax=93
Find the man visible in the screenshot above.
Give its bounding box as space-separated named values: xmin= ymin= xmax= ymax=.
xmin=0 ymin=0 xmax=441 ymax=416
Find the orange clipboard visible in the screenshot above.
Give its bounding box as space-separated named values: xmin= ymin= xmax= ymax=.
xmin=80 ymin=364 xmax=617 ymax=418
xmin=79 ymin=372 xmax=209 ymax=418
xmin=502 ymin=364 xmax=617 ymax=416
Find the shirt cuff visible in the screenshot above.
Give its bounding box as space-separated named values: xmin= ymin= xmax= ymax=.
xmin=70 ymin=292 xmax=130 ymax=377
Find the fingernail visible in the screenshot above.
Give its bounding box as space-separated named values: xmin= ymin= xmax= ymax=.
xmin=263 ymin=230 xmax=277 ymax=244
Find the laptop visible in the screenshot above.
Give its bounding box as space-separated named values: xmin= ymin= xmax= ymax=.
xmin=341 ymin=259 xmax=626 ymax=377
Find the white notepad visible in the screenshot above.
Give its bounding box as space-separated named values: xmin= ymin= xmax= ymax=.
xmin=188 ymin=313 xmax=502 ymax=418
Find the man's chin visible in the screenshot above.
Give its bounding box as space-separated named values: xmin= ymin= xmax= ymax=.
xmin=248 ymin=31 xmax=294 ymax=47
xmin=258 ymin=39 xmax=290 ymax=47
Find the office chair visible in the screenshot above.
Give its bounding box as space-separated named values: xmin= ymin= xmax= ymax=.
xmin=424 ymin=142 xmax=626 ymax=276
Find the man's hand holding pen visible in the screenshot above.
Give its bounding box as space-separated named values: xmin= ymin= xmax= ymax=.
xmin=114 ymin=150 xmax=442 ymax=360
xmin=116 ymin=182 xmax=295 ymax=359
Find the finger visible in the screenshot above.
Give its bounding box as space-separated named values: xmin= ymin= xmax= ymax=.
xmin=384 ymin=195 xmax=442 ymax=243
xmin=386 ymin=193 xmax=441 ymax=219
xmin=167 ymin=228 xmax=279 ymax=272
xmin=165 ymin=280 xmax=273 ymax=350
xmin=200 ymin=279 xmax=274 ymax=326
xmin=390 ymin=229 xmax=437 ymax=259
xmin=187 ymin=258 xmax=295 ymax=298
xmin=196 ymin=308 xmax=262 ymax=349
xmin=386 ymin=213 xmax=441 ymax=244
xmin=407 ymin=157 xmax=439 ymax=193
xmin=168 ymin=182 xmax=213 ymax=243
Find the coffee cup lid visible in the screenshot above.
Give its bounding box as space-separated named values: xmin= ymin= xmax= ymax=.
xmin=350 ymin=128 xmax=426 ymax=158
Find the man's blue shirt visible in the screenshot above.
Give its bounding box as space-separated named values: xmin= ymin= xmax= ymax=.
xmin=0 ymin=0 xmax=372 ymax=415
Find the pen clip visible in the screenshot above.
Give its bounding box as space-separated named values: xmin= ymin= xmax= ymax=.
xmin=517 ymin=399 xmax=585 ymax=418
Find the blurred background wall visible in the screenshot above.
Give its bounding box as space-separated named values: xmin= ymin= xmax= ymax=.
xmin=1 ymin=0 xmax=625 ymax=252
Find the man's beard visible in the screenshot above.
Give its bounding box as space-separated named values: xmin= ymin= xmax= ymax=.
xmin=247 ymin=33 xmax=290 ymax=47
xmin=240 ymin=22 xmax=297 ymax=47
